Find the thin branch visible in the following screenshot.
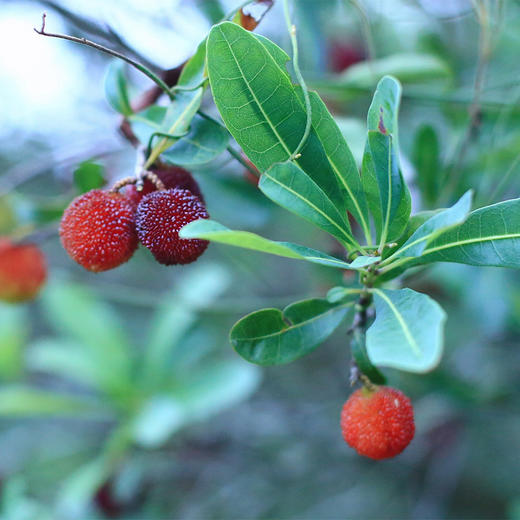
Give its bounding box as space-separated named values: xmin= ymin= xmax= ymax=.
xmin=34 ymin=13 xmax=174 ymax=100
xmin=227 ymin=146 xmax=260 ymax=178
xmin=282 ymin=0 xmax=312 ymax=160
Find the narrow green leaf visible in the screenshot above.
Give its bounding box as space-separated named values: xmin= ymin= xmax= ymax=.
xmin=367 ymin=131 xmax=411 ymax=244
xmin=367 ymin=76 xmax=401 ymax=147
xmin=206 ymin=22 xmax=345 ymax=211
xmin=361 ymin=76 xmax=411 ymax=243
xmin=367 ymin=288 xmax=446 ymax=373
xmin=413 ymin=125 xmax=441 ymax=206
xmin=104 ymin=61 xmax=132 ymax=116
xmin=259 ymin=161 xmax=353 ymax=245
xmin=178 ymin=39 xmax=207 ymax=88
xmin=231 ymin=298 xmax=353 ymax=365
xmin=305 ymin=90 xmax=370 ymax=240
xmin=395 ymin=190 xmax=472 ymax=258
xmin=416 ymin=198 xmax=520 ymax=267
xmin=73 ymin=161 xmax=105 ymax=194
xmin=161 ymin=115 xmax=229 ymax=166
xmin=328 ymin=53 xmax=451 ymax=91
xmin=180 ymin=219 xmax=365 ymax=270
xmin=0 ymin=386 xmax=105 ymax=416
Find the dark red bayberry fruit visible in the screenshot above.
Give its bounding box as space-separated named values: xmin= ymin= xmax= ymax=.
xmin=136 ymin=189 xmax=209 ymax=265
xmin=329 ymin=41 xmax=365 ymax=73
xmin=340 ymin=386 xmax=415 ymax=460
xmin=0 ymin=238 xmax=46 ymax=302
xmin=126 ymin=165 xmax=204 ymax=206
xmin=60 ymin=189 xmax=138 ymax=272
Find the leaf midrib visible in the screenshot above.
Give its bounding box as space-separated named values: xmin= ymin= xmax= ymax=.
xmin=423 ymin=232 xmax=520 ymax=255
xmin=372 ymin=289 xmax=420 ymax=356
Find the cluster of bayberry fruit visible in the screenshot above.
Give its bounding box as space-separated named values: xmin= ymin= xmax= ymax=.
xmin=60 ymin=164 xmax=209 ymax=272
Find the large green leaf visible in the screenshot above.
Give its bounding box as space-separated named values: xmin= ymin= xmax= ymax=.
xmin=161 ymin=115 xmax=229 ymax=166
xmin=367 ymin=288 xmax=446 ymax=373
xmin=206 ymin=22 xmax=345 ymax=211
xmin=230 ymin=298 xmax=354 ymax=365
xmin=259 ymin=161 xmax=354 ymax=246
xmin=180 ymin=219 xmax=366 ymax=270
xmin=394 ymin=190 xmax=472 ymax=258
xmin=104 ymin=61 xmax=132 ymax=116
xmin=414 ymin=198 xmax=520 ymax=267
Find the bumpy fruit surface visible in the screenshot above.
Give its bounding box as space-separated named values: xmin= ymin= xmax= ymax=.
xmin=340 ymin=386 xmax=415 ymax=460
xmin=126 ymin=165 xmax=204 ymax=206
xmin=136 ymin=188 xmax=209 ymax=265
xmin=60 ymin=190 xmax=138 ymax=272
xmin=0 ymin=239 xmax=46 ymax=302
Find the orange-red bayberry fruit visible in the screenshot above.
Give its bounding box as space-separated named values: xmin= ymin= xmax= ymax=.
xmin=60 ymin=189 xmax=138 ymax=272
xmin=136 ymin=188 xmax=209 ymax=265
xmin=0 ymin=238 xmax=47 ymax=303
xmin=126 ymin=165 xmax=204 ymax=206
xmin=340 ymin=386 xmax=415 ymax=460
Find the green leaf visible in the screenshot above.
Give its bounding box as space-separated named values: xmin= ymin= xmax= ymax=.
xmin=206 ymin=22 xmax=345 ymax=211
xmin=180 ymin=219 xmax=365 ymax=270
xmin=0 ymin=305 xmax=25 ymax=379
xmin=41 ymin=282 xmax=132 ymax=396
xmin=330 ymin=53 xmax=451 ymax=91
xmin=230 ymin=298 xmax=354 ymax=365
xmin=104 ymin=61 xmax=132 ymax=116
xmin=367 ymin=76 xmax=401 ymax=148
xmin=305 ymin=91 xmax=370 ymax=240
xmin=161 ymin=115 xmax=229 ymax=166
xmin=259 ymin=161 xmax=354 ymax=246
xmin=395 ymin=190 xmax=472 ymax=258
xmin=367 ymin=288 xmax=446 ymax=373
xmin=0 ymin=386 xmax=105 ymax=416
xmin=414 ymin=198 xmax=520 ymax=268
xmin=366 ymin=131 xmax=411 ymax=244
xmin=178 ymin=38 xmax=207 ymax=88
xmin=361 ymin=76 xmax=411 ymax=243
xmin=413 ymin=125 xmax=441 ymax=205
xmin=142 ymin=263 xmax=231 ymax=390
xmin=73 ymin=161 xmax=105 ymax=193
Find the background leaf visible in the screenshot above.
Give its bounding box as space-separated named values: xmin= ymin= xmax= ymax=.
xmin=367 ymin=288 xmax=446 ymax=373
xmin=73 ymin=161 xmax=105 ymax=194
xmin=161 ymin=115 xmax=229 ymax=166
xmin=104 ymin=60 xmax=132 ymax=116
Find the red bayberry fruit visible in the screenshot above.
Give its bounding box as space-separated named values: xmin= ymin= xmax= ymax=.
xmin=60 ymin=189 xmax=138 ymax=272
xmin=340 ymin=386 xmax=415 ymax=460
xmin=125 ymin=165 xmax=204 ymax=206
xmin=136 ymin=189 xmax=209 ymax=265
xmin=329 ymin=41 xmax=365 ymax=73
xmin=0 ymin=239 xmax=46 ymax=302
